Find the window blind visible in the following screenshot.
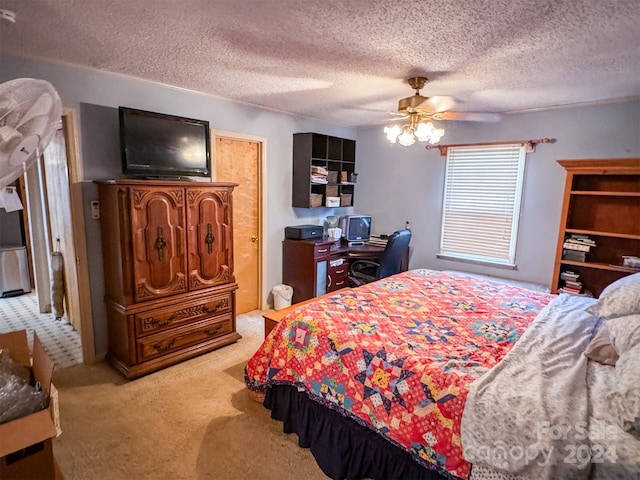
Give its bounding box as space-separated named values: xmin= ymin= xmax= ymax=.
xmin=439 ymin=144 xmax=526 ymax=267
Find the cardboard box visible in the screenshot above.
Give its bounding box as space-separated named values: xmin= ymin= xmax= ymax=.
xmin=0 ymin=330 xmax=59 ymax=480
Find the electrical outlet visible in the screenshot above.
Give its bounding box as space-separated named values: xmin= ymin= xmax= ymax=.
xmin=90 ymin=200 xmax=100 ymax=219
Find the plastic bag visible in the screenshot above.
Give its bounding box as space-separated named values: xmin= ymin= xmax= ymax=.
xmin=0 ymin=348 xmax=48 ymax=425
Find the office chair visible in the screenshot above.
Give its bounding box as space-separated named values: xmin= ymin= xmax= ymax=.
xmin=349 ymin=229 xmax=412 ymax=286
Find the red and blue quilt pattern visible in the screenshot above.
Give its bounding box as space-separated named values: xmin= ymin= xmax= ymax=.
xmin=245 ymin=269 xmax=553 ymax=479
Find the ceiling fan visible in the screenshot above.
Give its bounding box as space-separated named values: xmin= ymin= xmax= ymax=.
xmin=384 ymin=76 xmax=501 ymax=146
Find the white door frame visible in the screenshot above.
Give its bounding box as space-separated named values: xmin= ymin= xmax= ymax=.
xmin=62 ymin=108 xmax=96 ymax=363
xmin=26 ymin=108 xmax=95 ymax=363
xmin=210 ymin=129 xmax=267 ymax=310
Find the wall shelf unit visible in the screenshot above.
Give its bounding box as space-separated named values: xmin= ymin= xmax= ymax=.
xmin=551 ymin=158 xmax=640 ymax=298
xmin=292 ymin=133 xmax=356 ymax=208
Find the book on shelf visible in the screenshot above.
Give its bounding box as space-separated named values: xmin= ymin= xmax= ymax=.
xmin=566 ymin=234 xmax=596 ymax=246
xmin=562 ymin=242 xmax=591 ymax=252
xmin=562 ymin=249 xmax=587 ymax=262
xmin=559 ymin=287 xmax=582 ymax=294
xmin=563 ymin=280 xmax=582 ymax=289
xmin=560 ymin=270 xmax=580 ymax=280
xmin=557 ymin=287 xmax=593 ymax=297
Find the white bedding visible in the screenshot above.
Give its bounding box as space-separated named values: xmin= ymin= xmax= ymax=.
xmin=462 ymin=294 xmax=640 ymax=480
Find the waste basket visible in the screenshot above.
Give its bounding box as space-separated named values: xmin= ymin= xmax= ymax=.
xmin=272 ymin=284 xmax=293 ymax=310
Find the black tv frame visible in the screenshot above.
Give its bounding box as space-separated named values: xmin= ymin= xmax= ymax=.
xmin=119 ymin=107 xmax=211 ymax=179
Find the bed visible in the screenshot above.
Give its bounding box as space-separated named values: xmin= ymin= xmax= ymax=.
xmin=244 ymin=269 xmax=640 ymax=480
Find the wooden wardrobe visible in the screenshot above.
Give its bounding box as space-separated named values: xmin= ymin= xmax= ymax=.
xmin=96 ymin=179 xmax=240 ymax=379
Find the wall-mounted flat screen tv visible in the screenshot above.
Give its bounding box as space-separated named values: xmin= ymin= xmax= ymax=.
xmin=119 ymin=107 xmax=211 ymax=179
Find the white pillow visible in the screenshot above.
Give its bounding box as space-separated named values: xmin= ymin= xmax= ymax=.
xmin=610 ymin=343 xmax=640 ymax=434
xmin=586 ymin=273 xmax=640 ymax=320
xmin=607 ymin=314 xmax=640 ymax=354
xmin=583 ymin=323 xmax=619 ymax=365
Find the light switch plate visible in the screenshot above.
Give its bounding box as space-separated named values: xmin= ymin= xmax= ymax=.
xmin=90 ymin=200 xmax=100 ymax=219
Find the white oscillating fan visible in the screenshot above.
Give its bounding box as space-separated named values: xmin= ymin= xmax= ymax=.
xmin=0 ymin=78 xmax=62 ymax=189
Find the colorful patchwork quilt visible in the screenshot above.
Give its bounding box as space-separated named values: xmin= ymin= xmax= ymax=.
xmin=245 ymin=269 xmax=554 ymax=479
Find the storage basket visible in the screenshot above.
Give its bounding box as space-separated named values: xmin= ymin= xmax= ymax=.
xmin=326 ymin=185 xmax=338 ymax=197
xmin=340 ymin=193 xmax=352 ymax=206
xmin=310 ymin=193 xmax=323 ymax=208
xmin=326 ymin=196 xmax=340 ymax=207
xmin=327 ymin=171 xmax=338 ymax=183
xmin=247 ymin=388 xmax=266 ymax=404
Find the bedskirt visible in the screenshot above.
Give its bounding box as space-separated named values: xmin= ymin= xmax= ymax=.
xmin=264 ymin=385 xmax=455 ymax=480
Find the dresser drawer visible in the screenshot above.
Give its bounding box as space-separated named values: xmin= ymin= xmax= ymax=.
xmin=135 ymin=293 xmax=232 ymax=337
xmin=328 ymin=258 xmax=348 ymax=277
xmin=313 ymin=243 xmax=333 ymax=259
xmin=137 ymin=314 xmax=233 ymax=362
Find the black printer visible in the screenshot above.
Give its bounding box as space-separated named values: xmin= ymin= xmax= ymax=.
xmin=285 ymin=224 xmax=324 ymax=240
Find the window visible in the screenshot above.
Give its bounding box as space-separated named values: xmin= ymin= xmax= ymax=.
xmin=438 ymin=144 xmax=526 ymax=267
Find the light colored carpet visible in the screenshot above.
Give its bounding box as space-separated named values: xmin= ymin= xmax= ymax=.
xmin=51 ymin=310 xmax=329 ymax=480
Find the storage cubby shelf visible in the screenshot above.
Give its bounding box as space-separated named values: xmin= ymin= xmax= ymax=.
xmin=570 ymin=191 xmax=640 ymax=197
xmin=560 ymin=260 xmax=639 ymax=273
xmin=564 ymin=228 xmax=640 ymax=241
xmin=293 ymin=133 xmax=357 ymax=209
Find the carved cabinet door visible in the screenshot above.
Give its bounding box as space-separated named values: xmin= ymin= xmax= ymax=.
xmin=129 ymin=186 xmax=188 ymax=301
xmin=186 ymin=186 xmax=234 ymax=290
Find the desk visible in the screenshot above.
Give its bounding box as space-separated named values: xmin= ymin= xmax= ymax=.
xmin=282 ymin=237 xmax=405 ymax=304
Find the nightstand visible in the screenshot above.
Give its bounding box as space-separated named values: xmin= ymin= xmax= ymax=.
xmin=262 ymin=288 xmax=350 ymax=338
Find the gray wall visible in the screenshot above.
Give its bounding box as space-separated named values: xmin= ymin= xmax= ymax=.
xmin=355 ymin=100 xmax=640 ymax=288
xmin=1 ymin=53 xmax=356 ymax=356
xmin=2 ymin=51 xmax=638 ymax=357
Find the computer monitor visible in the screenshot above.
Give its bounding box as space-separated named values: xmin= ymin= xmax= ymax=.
xmin=339 ymin=215 xmax=372 ymax=245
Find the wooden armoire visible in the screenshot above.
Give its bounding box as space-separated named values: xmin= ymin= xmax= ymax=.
xmin=95 ymin=179 xmax=240 ymax=379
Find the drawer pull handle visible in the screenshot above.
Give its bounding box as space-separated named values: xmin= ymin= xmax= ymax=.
xmin=318 ymin=248 xmax=328 ymax=253
xmin=205 ymin=324 xmax=223 ymax=336
xmin=335 ymin=269 xmax=345 ymax=274
xmin=335 ymin=281 xmax=345 ymax=286
xmin=155 ymin=226 xmax=167 ymax=261
xmin=204 ymin=300 xmax=225 ymax=314
xmin=205 ymin=223 xmax=215 ymax=254
xmin=149 ymin=314 xmax=176 ymax=328
xmin=152 ymin=339 xmax=175 ymax=352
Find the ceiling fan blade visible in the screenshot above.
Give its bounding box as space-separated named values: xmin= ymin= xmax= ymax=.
xmin=435 ymin=111 xmax=502 ymax=123
xmin=387 ymin=116 xmax=409 ymax=123
xmin=417 ymin=95 xmax=455 ymax=113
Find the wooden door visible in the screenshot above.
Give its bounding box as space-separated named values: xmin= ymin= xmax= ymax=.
xmin=130 ymin=186 xmax=187 ymax=301
xmin=186 ymin=186 xmax=234 ymax=289
xmin=215 ymin=137 xmax=261 ymax=313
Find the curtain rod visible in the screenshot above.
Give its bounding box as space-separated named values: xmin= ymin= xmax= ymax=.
xmin=425 ymin=138 xmax=553 ymax=156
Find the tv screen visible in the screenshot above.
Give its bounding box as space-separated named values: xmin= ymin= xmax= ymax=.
xmin=340 ymin=215 xmax=372 ymax=242
xmin=119 ymin=107 xmax=211 ymax=178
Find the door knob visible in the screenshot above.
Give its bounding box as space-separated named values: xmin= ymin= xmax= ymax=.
xmin=251 ymin=235 xmax=259 ymax=242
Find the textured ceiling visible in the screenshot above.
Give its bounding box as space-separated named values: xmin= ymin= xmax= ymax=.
xmin=1 ymin=0 xmax=639 ymax=127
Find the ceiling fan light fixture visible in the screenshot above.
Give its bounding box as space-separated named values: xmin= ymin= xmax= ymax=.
xmin=383 ymin=119 xmax=444 ymax=146
xmin=397 ymin=127 xmax=416 ymax=147
xmin=415 ymin=121 xmax=444 ymax=144
xmin=383 ymin=124 xmax=402 ymax=143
